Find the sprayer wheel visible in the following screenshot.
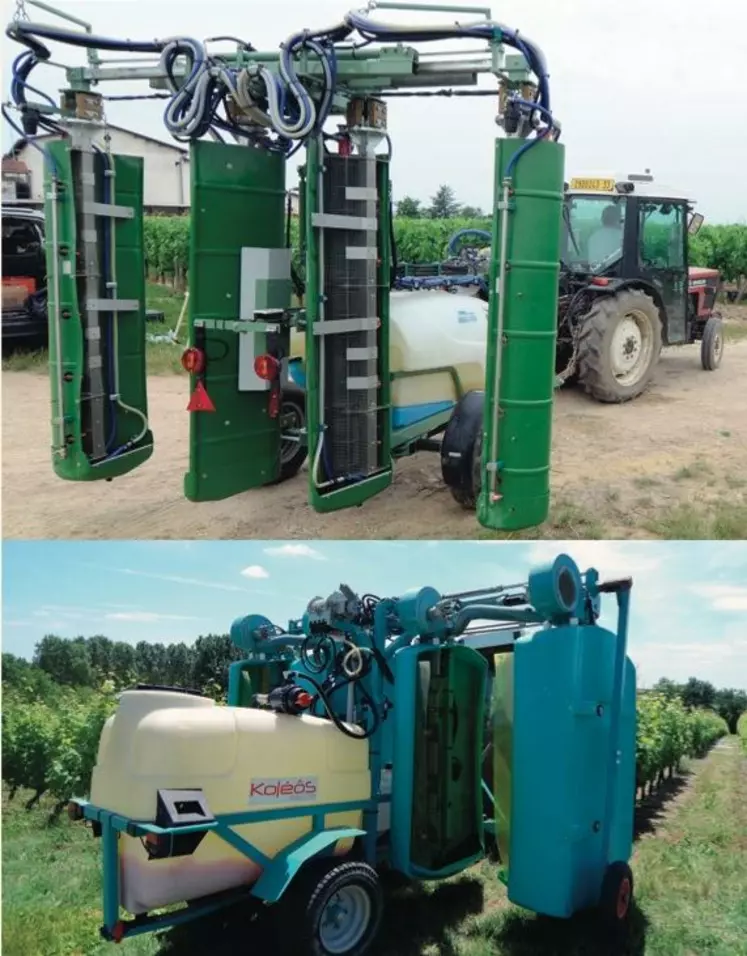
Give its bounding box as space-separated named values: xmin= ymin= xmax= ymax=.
xmin=276 ymin=859 xmax=384 ymax=956
xmin=599 ymin=860 xmax=634 ymax=929
xmin=275 ymin=385 xmax=308 ymax=482
xmin=441 ymin=390 xmax=484 ymax=510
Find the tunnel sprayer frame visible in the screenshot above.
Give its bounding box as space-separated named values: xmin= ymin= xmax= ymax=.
xmin=6 ymin=0 xmax=564 ymax=532
xmin=68 ymin=553 xmax=637 ymax=952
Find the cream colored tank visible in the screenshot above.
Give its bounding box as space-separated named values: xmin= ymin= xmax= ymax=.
xmin=289 ymin=290 xmax=487 ymax=429
xmin=91 ymin=690 xmax=370 ymax=914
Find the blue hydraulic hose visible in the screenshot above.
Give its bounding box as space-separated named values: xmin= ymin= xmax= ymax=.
xmin=447 ymin=229 xmax=492 ymax=257
xmin=11 ymin=50 xmax=56 ymax=110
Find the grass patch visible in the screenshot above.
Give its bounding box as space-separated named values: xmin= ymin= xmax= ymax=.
xmin=474 ymin=499 xmax=605 ymax=542
xmin=2 ymin=282 xmax=186 ymax=376
xmin=724 ymin=321 xmax=747 ymax=343
xmin=545 ymin=498 xmax=606 ymax=539
xmin=4 ymin=743 xmax=745 ymax=955
xmin=647 ymin=501 xmax=747 ymax=539
xmin=633 ymin=476 xmax=661 ymax=489
xmin=724 ymin=475 xmax=747 ymax=490
xmin=672 ymin=459 xmax=713 ymax=482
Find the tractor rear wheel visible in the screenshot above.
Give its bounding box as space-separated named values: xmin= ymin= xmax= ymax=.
xmin=700 ymin=315 xmax=724 ymax=370
xmin=577 ymin=290 xmax=662 ymax=402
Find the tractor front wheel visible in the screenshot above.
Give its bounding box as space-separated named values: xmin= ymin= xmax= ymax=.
xmin=700 ymin=315 xmax=724 ymax=371
xmin=577 ymin=290 xmax=662 ymax=402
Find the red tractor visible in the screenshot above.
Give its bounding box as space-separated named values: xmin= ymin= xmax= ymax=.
xmin=557 ymin=173 xmax=723 ymax=401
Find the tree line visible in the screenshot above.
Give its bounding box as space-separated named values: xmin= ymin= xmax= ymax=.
xmin=394 ymin=184 xmax=485 ymax=220
xmin=3 ymin=636 xmax=745 ymax=733
xmin=2 ymin=633 xmax=244 ymax=701
xmin=649 ymin=676 xmax=747 ymax=735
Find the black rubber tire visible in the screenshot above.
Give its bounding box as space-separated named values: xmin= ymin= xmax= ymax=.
xmin=577 ymin=290 xmax=662 ymax=403
xmin=440 ymin=390 xmax=484 ymax=510
xmin=599 ymin=860 xmax=634 ymax=928
xmin=276 ymin=859 xmax=384 ymax=956
xmin=278 ymin=385 xmax=308 ymax=482
xmin=700 ymin=315 xmax=724 ymax=371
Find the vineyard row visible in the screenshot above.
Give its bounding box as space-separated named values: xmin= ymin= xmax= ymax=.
xmin=142 ymin=215 xmax=747 ymax=284
xmin=2 ymin=690 xmax=728 ymax=811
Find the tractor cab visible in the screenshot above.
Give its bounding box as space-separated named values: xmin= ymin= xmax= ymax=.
xmin=562 ymin=173 xmax=702 ymax=343
xmin=556 ymin=172 xmax=722 ymax=402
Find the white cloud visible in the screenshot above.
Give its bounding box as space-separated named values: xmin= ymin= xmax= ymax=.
xmin=4 ymin=620 xmax=31 ymax=627
xmin=241 ymin=565 xmax=270 ymax=580
xmin=631 ymin=638 xmax=747 ymax=691
xmin=526 ymin=541 xmax=664 ymax=579
xmin=105 ymin=611 xmax=198 ymax=623
xmin=692 ymin=584 xmax=747 ymax=613
xmin=263 ymin=544 xmax=326 ymax=561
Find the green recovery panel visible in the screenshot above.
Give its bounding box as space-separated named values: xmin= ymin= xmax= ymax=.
xmin=184 ymin=141 xmax=291 ymax=502
xmin=478 ymin=138 xmax=565 ymax=531
xmin=390 ymin=644 xmax=486 ymax=879
xmin=44 ymin=141 xmax=153 ymax=481
xmin=492 ymin=652 xmax=515 ymax=868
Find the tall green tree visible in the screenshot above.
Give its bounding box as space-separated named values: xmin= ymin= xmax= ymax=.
xmin=681 ymin=677 xmax=716 ymax=710
xmin=714 ymin=688 xmax=747 ymax=734
xmin=395 ymin=196 xmax=423 ymax=218
xmin=652 ymin=677 xmax=682 ymax=700
xmin=428 ymin=185 xmax=460 ymax=219
xmin=34 ymin=635 xmax=93 ymax=687
xmin=459 ymin=204 xmax=485 ymax=219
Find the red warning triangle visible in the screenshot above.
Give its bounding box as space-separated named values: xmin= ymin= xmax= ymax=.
xmin=187 ymin=380 xmax=216 ymax=413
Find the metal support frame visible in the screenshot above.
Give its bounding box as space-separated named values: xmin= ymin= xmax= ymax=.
xmin=76 ymin=797 xmax=375 ymax=940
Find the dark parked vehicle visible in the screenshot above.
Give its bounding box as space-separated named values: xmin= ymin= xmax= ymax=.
xmin=2 ymin=205 xmax=48 ymax=348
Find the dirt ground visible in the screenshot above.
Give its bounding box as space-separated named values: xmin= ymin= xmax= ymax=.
xmin=3 ymin=310 xmax=746 ymax=541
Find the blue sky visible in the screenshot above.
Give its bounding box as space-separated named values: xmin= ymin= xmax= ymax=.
xmin=3 ymin=540 xmax=747 ymax=691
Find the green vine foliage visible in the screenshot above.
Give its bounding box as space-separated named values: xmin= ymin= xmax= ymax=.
xmin=2 ymin=686 xmax=727 ymax=806
xmin=143 ymin=215 xmax=746 ymax=280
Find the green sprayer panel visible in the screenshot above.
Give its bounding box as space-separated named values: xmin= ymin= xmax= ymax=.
xmin=391 ymin=644 xmax=486 ymax=878
xmin=44 ymin=142 xmax=152 ymax=480
xmin=184 ymin=142 xmax=289 ymax=502
xmin=478 ymin=139 xmax=564 ymax=531
xmin=492 ymin=652 xmax=514 ymax=867
xmin=304 ymin=139 xmax=393 ymax=513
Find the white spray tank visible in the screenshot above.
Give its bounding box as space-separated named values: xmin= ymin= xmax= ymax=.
xmin=290 ymin=289 xmax=487 ymax=425
xmin=388 ymin=290 xmax=487 ymax=425
xmin=90 ymin=689 xmax=370 ymax=914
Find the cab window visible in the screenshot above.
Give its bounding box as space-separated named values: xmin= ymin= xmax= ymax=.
xmin=638 ymin=202 xmax=685 ymax=269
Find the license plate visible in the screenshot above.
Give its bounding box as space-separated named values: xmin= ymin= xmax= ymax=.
xmin=569 ymin=178 xmax=616 ymax=192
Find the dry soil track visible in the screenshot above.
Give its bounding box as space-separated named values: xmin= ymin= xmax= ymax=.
xmin=3 ymin=323 xmax=746 ymax=540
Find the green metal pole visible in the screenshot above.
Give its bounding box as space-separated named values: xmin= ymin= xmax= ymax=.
xmin=478 ymin=137 xmax=565 ymax=532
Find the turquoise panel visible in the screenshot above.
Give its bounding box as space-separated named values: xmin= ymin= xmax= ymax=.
xmin=507 ymin=624 xmax=636 ymax=917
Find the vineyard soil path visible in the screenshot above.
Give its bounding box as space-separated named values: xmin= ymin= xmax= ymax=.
xmin=4 ymin=334 xmax=747 ymax=540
